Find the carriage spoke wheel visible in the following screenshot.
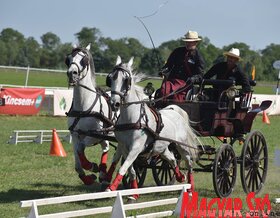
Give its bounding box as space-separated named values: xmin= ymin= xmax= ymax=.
xmin=213 ymin=144 xmax=237 ymax=198
xmin=151 ymin=156 xmax=176 ymax=186
xmin=122 ymin=158 xmax=147 ymax=189
xmin=240 ymin=130 xmax=268 ymax=194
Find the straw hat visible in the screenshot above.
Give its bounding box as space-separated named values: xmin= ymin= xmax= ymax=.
xmin=182 ymin=30 xmax=202 ymax=42
xmin=223 ymin=48 xmax=241 ymax=60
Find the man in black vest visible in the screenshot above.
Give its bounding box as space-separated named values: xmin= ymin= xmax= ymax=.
xmin=156 ymin=30 xmax=205 ymax=103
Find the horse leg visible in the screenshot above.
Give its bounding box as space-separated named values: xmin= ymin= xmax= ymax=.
xmin=176 ymin=146 xmax=195 ymax=194
xmin=128 ymin=165 xmax=139 ymax=201
xmin=106 ymin=147 xmax=140 ymax=191
xmin=162 ymin=148 xmax=186 ymax=183
xmin=78 ymin=137 xmax=100 ymax=172
xmin=98 ymin=140 xmax=110 ymax=181
xmin=74 ymin=140 xmax=97 ymax=185
xmin=103 ymin=145 xmax=122 ymax=183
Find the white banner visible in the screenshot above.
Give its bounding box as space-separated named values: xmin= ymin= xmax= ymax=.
xmin=251 ymin=94 xmax=280 ymax=115
xmin=53 ymin=90 xmax=73 ymax=116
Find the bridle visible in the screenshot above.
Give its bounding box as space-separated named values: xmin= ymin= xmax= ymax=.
xmin=65 ymin=48 xmax=90 ymax=85
xmin=106 ymin=64 xmax=132 ymax=99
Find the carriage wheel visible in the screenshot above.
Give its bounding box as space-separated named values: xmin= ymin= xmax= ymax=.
xmin=213 ymin=144 xmax=237 ymax=198
xmin=151 ymin=156 xmax=176 ymax=186
xmin=122 ymin=158 xmax=147 ymax=189
xmin=240 ymin=130 xmax=268 ymax=194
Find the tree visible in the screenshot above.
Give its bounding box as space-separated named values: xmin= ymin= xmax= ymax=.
xmin=101 ymin=37 xmax=148 ymax=73
xmin=40 ymin=32 xmax=61 ymax=68
xmin=140 ymin=49 xmax=164 ymax=75
xmin=41 ymin=32 xmax=61 ymax=50
xmin=261 ymin=44 xmax=280 ymax=81
xmin=0 ymin=39 xmax=8 ymax=65
xmin=19 ymin=37 xmax=41 ymax=67
xmin=0 ymin=28 xmax=25 ymax=65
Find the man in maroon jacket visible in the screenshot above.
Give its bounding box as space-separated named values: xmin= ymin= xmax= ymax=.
xmin=156 ymin=30 xmax=205 ymax=103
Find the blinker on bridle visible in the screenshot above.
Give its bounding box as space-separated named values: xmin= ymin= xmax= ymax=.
xmin=65 ymin=49 xmax=90 ymax=83
xmin=107 ymin=64 xmax=132 ymax=99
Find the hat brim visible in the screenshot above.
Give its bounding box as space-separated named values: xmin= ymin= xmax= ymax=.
xmin=182 ymin=38 xmax=201 ymax=42
xmin=223 ymin=52 xmax=241 ymax=60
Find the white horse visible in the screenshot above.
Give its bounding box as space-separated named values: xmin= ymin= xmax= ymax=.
xmin=65 ymin=44 xmax=116 ymax=185
xmin=105 ymin=56 xmax=201 ymax=199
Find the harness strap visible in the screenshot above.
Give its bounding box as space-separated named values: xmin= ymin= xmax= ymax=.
xmin=66 ymin=90 xmax=114 ymax=131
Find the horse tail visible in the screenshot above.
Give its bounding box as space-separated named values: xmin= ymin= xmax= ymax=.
xmin=165 ymin=105 xmax=201 ymax=161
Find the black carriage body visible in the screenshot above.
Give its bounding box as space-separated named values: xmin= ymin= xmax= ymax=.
xmin=177 ymin=100 xmax=249 ymax=137
xmin=171 ymin=79 xmax=264 ymax=138
xmin=150 ymin=79 xmax=272 ymax=197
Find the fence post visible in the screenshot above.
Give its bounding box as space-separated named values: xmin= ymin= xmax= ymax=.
xmin=25 ymin=65 xmax=30 ymax=87
xmin=28 ymin=201 xmax=39 ymax=218
xmin=111 ymin=192 xmax=126 ymax=218
xmin=173 ymin=186 xmax=187 ymax=216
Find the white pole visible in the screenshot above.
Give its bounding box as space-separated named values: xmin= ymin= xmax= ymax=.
xmin=276 ymin=71 xmax=280 ymax=95
xmin=25 ymin=65 xmax=30 ymax=87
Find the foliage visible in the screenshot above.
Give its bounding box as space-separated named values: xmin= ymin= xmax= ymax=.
xmin=1 ymin=27 xmax=280 ymax=80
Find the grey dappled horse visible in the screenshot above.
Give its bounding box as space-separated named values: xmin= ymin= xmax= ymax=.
xmin=65 ymin=44 xmax=115 ymax=185
xmin=105 ymin=56 xmax=201 ymax=199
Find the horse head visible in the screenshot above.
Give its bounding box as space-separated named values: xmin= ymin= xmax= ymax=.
xmin=106 ymin=56 xmax=134 ymax=111
xmin=65 ymin=44 xmax=93 ymax=86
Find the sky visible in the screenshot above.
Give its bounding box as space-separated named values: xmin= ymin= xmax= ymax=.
xmin=1 ymin=0 xmax=280 ymax=51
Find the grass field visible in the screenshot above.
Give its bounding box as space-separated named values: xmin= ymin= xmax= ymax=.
xmin=0 ymin=115 xmax=279 ymax=217
xmin=0 ymin=68 xmax=279 ymax=217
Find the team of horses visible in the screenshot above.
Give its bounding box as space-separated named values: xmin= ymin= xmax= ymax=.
xmin=65 ymin=44 xmax=201 ymax=200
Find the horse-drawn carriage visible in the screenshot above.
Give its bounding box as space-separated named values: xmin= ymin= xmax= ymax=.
xmin=141 ymin=79 xmax=271 ymax=198
xmin=105 ymin=57 xmax=272 ymax=198
xmin=65 ymin=45 xmax=271 ymax=199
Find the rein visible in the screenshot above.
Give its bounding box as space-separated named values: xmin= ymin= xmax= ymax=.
xmin=114 ymin=103 xmax=199 ymax=150
xmin=117 ymin=81 xmax=193 ymax=107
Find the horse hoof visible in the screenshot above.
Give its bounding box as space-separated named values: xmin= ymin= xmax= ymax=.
xmin=100 ymin=181 xmax=109 ymax=191
xmin=105 ymin=188 xmax=111 ymax=192
xmin=79 ymin=174 xmax=97 ymax=185
xmin=127 ymin=196 xmax=137 ymax=203
xmin=98 ymin=171 xmax=106 ymax=183
xmin=91 ymin=162 xmax=99 ymax=173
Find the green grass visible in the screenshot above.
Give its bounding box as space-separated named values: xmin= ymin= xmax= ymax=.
xmin=0 ymin=115 xmax=279 ymax=217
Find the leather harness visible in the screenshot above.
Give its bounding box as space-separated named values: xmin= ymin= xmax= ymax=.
xmin=66 ymin=88 xmax=114 ymax=131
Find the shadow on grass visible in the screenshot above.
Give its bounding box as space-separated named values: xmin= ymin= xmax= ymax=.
xmin=0 ymin=182 xmax=104 ymax=204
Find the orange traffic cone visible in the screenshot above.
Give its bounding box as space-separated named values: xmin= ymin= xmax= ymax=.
xmin=50 ymin=129 xmax=67 ymax=157
xmin=262 ymin=110 xmax=270 ymax=125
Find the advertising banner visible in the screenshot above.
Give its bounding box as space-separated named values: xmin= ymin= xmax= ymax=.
xmin=0 ymin=88 xmax=45 ymax=115
xmin=53 ymin=89 xmax=73 ymax=116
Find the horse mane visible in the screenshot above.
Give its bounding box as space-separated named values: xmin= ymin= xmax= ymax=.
xmin=131 ymin=72 xmax=148 ymax=100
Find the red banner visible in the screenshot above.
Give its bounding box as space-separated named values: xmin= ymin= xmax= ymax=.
xmin=0 ymin=88 xmax=45 ymax=115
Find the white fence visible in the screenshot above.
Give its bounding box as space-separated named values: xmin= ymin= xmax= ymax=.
xmin=20 ymin=184 xmax=190 ymax=218
xmin=8 ymin=130 xmax=71 ymax=144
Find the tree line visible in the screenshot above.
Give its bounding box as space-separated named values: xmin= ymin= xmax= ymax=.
xmin=0 ymin=27 xmax=280 ymax=81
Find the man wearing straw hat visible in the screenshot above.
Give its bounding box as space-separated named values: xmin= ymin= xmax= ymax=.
xmin=204 ymin=47 xmax=251 ymax=99
xmin=156 ymin=30 xmax=205 ymax=103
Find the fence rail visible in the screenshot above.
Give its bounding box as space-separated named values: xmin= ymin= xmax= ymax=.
xmin=8 ymin=130 xmax=71 ymax=144
xmin=20 ymin=184 xmax=189 ymax=218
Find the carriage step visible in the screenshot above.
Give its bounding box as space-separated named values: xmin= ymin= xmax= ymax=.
xmin=198 ymin=145 xmax=216 ymax=155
